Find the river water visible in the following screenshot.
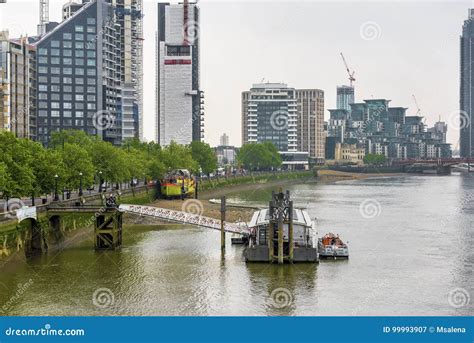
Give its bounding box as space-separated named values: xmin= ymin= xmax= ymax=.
xmin=0 ymin=174 xmax=472 ymax=316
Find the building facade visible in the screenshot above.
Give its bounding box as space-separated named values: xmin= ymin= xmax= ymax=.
xmin=460 ymin=9 xmax=474 ymax=158
xmin=336 ymin=85 xmax=354 ymax=112
xmin=0 ymin=31 xmax=9 ymax=131
xmin=334 ymin=142 xmax=365 ymax=164
xmin=242 ymin=83 xmax=325 ymax=168
xmin=31 ymin=0 xmax=143 ymax=146
xmin=156 ymin=1 xmax=203 ymax=146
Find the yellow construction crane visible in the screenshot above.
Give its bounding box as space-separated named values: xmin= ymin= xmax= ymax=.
xmin=340 ymin=52 xmax=356 ymax=87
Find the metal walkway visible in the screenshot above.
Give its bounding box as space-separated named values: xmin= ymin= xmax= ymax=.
xmin=118 ymin=204 xmax=250 ymax=235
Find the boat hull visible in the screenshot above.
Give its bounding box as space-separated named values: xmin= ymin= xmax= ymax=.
xmin=244 ymin=246 xmax=319 ymax=263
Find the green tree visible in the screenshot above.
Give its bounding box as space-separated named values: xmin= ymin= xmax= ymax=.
xmin=58 ymin=143 xmax=94 ymax=190
xmin=189 ymin=141 xmax=217 ymax=174
xmin=237 ymin=142 xmax=282 ymax=171
xmin=363 ymin=153 xmax=387 ymax=166
xmin=160 ymin=141 xmax=198 ymax=173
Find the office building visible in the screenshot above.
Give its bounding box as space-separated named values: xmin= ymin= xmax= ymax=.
xmin=220 ymin=133 xmax=229 ymax=147
xmin=460 ymin=9 xmax=474 ymax=158
xmin=0 ymin=31 xmax=9 ymax=131
xmin=242 ymin=83 xmax=325 ymax=168
xmin=156 ymin=1 xmax=203 ymax=146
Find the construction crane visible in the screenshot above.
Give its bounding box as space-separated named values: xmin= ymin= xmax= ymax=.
xmin=340 ymin=52 xmax=356 ymax=87
xmin=38 ymin=0 xmax=49 ymax=35
xmin=183 ymin=0 xmax=189 ymax=45
xmin=412 ymin=94 xmax=421 ymax=116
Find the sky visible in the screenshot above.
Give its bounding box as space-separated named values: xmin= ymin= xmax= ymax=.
xmin=0 ymin=0 xmax=472 ymax=147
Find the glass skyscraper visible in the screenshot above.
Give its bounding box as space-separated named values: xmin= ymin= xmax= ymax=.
xmin=460 ymin=9 xmax=474 ymax=158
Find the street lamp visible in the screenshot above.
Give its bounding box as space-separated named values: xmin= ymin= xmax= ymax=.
xmin=79 ymin=172 xmax=83 ymax=197
xmin=98 ymin=171 xmax=103 ymax=193
xmin=54 ymin=174 xmax=59 ymax=201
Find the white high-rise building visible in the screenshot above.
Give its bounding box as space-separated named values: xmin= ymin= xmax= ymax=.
xmin=336 ymin=85 xmax=354 ymax=112
xmin=156 ymin=1 xmax=203 ymax=146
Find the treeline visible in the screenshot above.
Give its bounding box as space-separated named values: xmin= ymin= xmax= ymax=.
xmin=237 ymin=142 xmax=282 ymax=171
xmin=0 ymin=130 xmax=217 ymax=199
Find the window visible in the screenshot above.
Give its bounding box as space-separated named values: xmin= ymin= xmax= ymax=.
xmin=64 ymin=103 xmax=72 ymax=109
xmin=51 ymin=94 xmax=60 ymax=101
xmin=75 ymin=111 xmax=84 ymax=118
xmin=87 ymin=78 xmax=95 ymax=85
xmin=38 ymin=93 xmax=48 ymax=100
xmin=87 ymin=94 xmax=96 ymax=101
xmin=63 ymin=33 xmax=72 ymax=40
xmin=63 ymin=58 xmax=72 ymax=65
xmin=75 ymin=94 xmax=84 ymax=101
xmin=87 ymin=103 xmax=96 ymax=110
xmin=75 ymin=25 xmax=84 ymax=32
xmin=87 ymin=86 xmax=95 ymax=93
xmin=75 ymin=34 xmax=84 ymax=41
xmin=75 ymin=119 xmax=84 ymax=126
xmin=87 ymin=50 xmax=96 ymax=58
xmin=87 ymin=26 xmax=96 ymax=33
xmin=75 ymin=58 xmax=84 ymax=66
xmin=38 ymin=48 xmax=48 ymax=55
xmin=87 ymin=59 xmax=95 ymax=66
xmin=51 ymin=77 xmax=60 ymax=83
xmin=51 ymin=102 xmax=60 ymax=109
xmin=63 ymin=94 xmax=72 ymax=101
xmin=63 ymin=77 xmax=72 ymax=84
xmin=87 ymin=69 xmax=96 ymax=76
xmin=87 ymin=34 xmax=96 ymax=42
xmin=38 ymin=84 xmax=48 ymax=91
xmin=63 ymin=41 xmax=72 ymax=48
xmin=63 ymin=67 xmax=72 ymax=75
xmin=76 ymin=50 xmax=84 ymax=57
xmin=38 ymin=56 xmax=48 ymax=64
xmin=51 ymin=85 xmax=60 ymax=92
xmin=38 ymin=66 xmax=48 ymax=73
xmin=51 ymin=110 xmax=60 ymax=117
xmin=51 ymin=40 xmax=60 ymax=48
xmin=38 ymin=76 xmax=48 ymax=83
xmin=76 ymin=86 xmax=84 ymax=93
xmin=76 ymin=68 xmax=84 ymax=75
xmin=51 ymin=57 xmax=60 ymax=64
xmin=87 ymin=18 xmax=96 ymax=25
xmin=38 ymin=110 xmax=48 ymax=117
xmin=51 ymin=48 xmax=60 ymax=56
xmin=63 ymin=119 xmax=72 ymax=126
xmin=51 ymin=67 xmax=60 ymax=74
xmin=76 ymin=103 xmax=84 ymax=110
xmin=38 ymin=101 xmax=48 ymax=108
xmin=63 ymin=49 xmax=72 ymax=57
xmin=75 ymin=42 xmax=84 ymax=49
xmin=64 ymin=86 xmax=72 ymax=92
xmin=75 ymin=78 xmax=84 ymax=85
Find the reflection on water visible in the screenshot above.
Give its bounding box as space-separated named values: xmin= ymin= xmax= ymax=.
xmin=0 ymin=174 xmax=473 ymax=316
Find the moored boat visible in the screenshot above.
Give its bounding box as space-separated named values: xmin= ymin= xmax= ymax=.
xmin=318 ymin=232 xmax=349 ymax=259
xmin=159 ymin=169 xmax=196 ymax=199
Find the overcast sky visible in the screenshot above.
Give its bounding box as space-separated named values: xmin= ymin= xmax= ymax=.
xmin=1 ymin=0 xmax=472 ymax=147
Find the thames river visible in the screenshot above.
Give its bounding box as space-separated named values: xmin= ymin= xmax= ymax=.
xmin=0 ymin=173 xmax=472 ymax=316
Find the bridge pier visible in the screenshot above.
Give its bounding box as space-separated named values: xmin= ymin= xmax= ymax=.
xmin=436 ymin=165 xmax=451 ymax=175
xmin=95 ymin=211 xmax=123 ymax=250
xmin=24 ymin=219 xmax=44 ymax=258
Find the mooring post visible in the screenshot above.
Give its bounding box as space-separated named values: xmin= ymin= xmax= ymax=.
xmin=195 ymin=178 xmax=199 ymax=199
xmin=277 ymin=207 xmax=284 ymax=264
xmin=220 ymin=196 xmax=226 ymax=252
xmin=268 ymin=200 xmax=274 ymax=262
xmin=289 ymin=200 xmax=294 ymax=263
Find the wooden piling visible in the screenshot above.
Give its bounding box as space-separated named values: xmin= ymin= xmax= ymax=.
xmin=268 ymin=200 xmax=274 ymax=262
xmin=289 ymin=200 xmax=294 ymax=263
xmin=220 ymin=196 xmax=226 ymax=252
xmin=277 ymin=209 xmax=284 ymax=264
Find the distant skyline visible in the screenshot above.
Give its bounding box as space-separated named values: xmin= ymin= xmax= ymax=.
xmin=0 ymin=0 xmax=471 ymax=147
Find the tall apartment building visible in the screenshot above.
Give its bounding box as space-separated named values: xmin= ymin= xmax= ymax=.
xmin=32 ymin=0 xmax=143 ymax=146
xmin=0 ymin=31 xmax=9 ymax=131
xmin=156 ymin=1 xmax=203 ymax=146
xmin=336 ymin=85 xmax=354 ymax=112
xmin=241 ymin=83 xmax=325 ymax=168
xmin=4 ymin=35 xmax=37 ymax=140
xmin=460 ymin=9 xmax=474 ymax=158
